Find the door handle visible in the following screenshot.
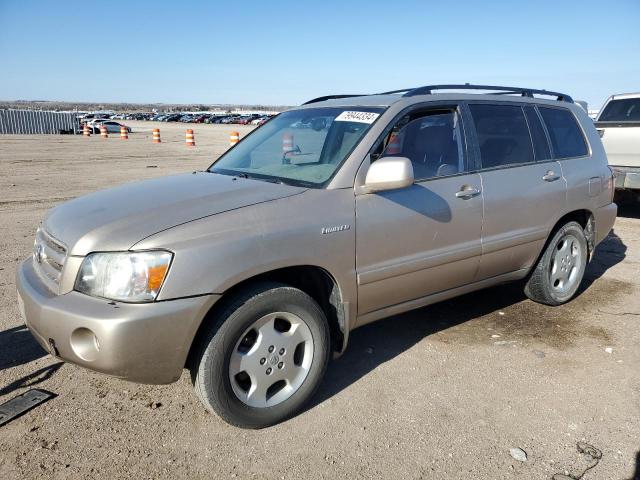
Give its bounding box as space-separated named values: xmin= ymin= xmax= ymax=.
xmin=455 ymin=186 xmax=481 ymax=199
xmin=542 ymin=171 xmax=561 ymax=182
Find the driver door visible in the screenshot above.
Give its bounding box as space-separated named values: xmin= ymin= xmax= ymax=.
xmin=355 ymin=106 xmax=483 ymax=320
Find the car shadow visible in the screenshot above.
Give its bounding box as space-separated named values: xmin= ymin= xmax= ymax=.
xmin=0 ymin=325 xmax=47 ymax=372
xmin=308 ymin=228 xmax=627 ymax=412
xmin=580 ymin=228 xmax=626 ymax=291
xmin=632 ymin=451 xmax=640 ymax=480
xmin=310 ymin=282 xmax=526 ymax=410
xmin=0 ymin=362 xmax=63 ymax=398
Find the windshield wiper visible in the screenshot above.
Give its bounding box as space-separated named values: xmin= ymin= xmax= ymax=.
xmin=261 ymin=177 xmax=285 ymax=184
xmin=212 ymin=168 xmax=315 ymax=188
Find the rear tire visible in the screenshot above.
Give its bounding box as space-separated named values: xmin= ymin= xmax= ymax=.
xmin=190 ymin=282 xmax=330 ymax=429
xmin=524 ymin=221 xmax=588 ymax=306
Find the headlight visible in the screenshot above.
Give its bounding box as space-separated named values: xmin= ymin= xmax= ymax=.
xmin=75 ymin=251 xmax=172 ymax=302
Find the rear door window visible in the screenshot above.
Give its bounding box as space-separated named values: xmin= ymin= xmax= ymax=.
xmin=523 ymin=106 xmax=551 ymax=161
xmin=469 ymin=104 xmax=534 ymax=168
xmin=538 ymin=107 xmax=588 ymax=159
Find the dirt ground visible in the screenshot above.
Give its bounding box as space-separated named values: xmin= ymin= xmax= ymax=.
xmin=0 ymin=122 xmax=639 ymax=479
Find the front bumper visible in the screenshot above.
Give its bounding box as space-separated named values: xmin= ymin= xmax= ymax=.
xmin=16 ymin=258 xmax=219 ymax=384
xmin=612 ymin=166 xmax=640 ymax=190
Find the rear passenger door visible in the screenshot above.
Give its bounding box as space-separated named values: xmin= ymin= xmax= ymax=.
xmin=467 ymin=103 xmax=567 ymax=280
xmin=537 ymin=106 xmax=606 ymax=217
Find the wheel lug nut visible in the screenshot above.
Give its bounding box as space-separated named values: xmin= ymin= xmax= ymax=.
xmin=268 ymin=345 xmax=274 ymax=353
xmin=266 ymin=367 xmax=272 ymax=375
xmin=259 ymin=358 xmax=266 ymax=365
xmin=279 ymin=348 xmax=285 ymax=355
xmin=278 ymin=362 xmax=284 ymax=369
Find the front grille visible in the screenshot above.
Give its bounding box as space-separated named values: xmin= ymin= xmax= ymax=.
xmin=33 ymin=228 xmax=68 ymax=293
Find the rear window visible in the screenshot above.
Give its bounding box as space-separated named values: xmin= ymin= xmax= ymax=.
xmin=469 ymin=104 xmax=534 ymax=168
xmin=598 ymin=98 xmax=640 ymax=122
xmin=538 ymin=107 xmax=588 ymax=159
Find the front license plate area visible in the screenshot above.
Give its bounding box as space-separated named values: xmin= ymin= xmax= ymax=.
xmin=0 ymin=389 xmax=57 ymax=427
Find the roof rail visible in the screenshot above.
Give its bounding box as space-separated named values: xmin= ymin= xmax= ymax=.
xmin=402 ymin=84 xmax=573 ymax=102
xmin=302 ymin=94 xmax=366 ymax=105
xmin=303 ymin=84 xmax=573 ymax=105
xmin=378 ymin=88 xmax=414 ymax=95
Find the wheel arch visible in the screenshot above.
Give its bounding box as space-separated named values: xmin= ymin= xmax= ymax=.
xmin=528 ymin=208 xmax=595 ymax=278
xmin=185 ymin=265 xmax=347 ymax=368
xmin=551 ymin=209 xmax=595 ymax=256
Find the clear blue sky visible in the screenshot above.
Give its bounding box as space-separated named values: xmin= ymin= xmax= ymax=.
xmin=1 ymin=0 xmax=638 ymax=109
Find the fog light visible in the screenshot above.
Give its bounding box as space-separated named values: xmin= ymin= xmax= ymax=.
xmin=70 ymin=328 xmax=100 ymax=361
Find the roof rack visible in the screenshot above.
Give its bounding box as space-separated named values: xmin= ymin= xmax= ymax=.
xmin=302 ymin=94 xmax=365 ymax=105
xmin=401 ymin=84 xmax=573 ymax=102
xmin=302 ymin=84 xmax=573 ymax=105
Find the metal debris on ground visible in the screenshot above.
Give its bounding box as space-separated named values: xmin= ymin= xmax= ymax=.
xmin=552 ymin=442 xmax=602 ymax=480
xmin=0 ymin=389 xmax=56 ymax=427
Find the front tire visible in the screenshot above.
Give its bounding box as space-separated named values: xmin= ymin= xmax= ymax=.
xmin=190 ymin=282 xmax=330 ymax=428
xmin=524 ymin=221 xmax=588 ymax=306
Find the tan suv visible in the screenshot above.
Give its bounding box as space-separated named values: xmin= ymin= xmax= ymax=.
xmin=17 ymin=84 xmax=617 ymax=428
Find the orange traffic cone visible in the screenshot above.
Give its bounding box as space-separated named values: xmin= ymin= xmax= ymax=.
xmin=229 ymin=131 xmax=239 ymax=146
xmin=185 ymin=129 xmax=195 ymax=147
xmin=282 ymin=132 xmax=294 ymax=153
xmin=83 ymin=124 xmax=91 ymax=137
xmin=152 ymin=128 xmax=161 ymax=143
xmin=100 ymin=125 xmax=108 ymax=139
xmin=385 ymin=132 xmax=402 ymax=155
xmin=120 ymin=126 xmax=128 ymax=140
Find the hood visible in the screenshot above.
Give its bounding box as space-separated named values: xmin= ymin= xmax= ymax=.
xmin=43 ymin=172 xmax=306 ymax=256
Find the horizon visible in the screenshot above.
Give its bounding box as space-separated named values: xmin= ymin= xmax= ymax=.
xmin=1 ymin=0 xmax=639 ymax=110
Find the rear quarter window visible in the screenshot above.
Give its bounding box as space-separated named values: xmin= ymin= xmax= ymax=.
xmin=538 ymin=107 xmax=588 ymax=159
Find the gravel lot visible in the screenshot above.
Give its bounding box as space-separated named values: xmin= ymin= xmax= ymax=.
xmin=1 ymin=122 xmax=639 ymax=479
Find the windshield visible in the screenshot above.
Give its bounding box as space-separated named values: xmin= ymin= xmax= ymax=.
xmin=209 ymin=107 xmax=384 ymax=187
xmin=599 ymin=98 xmax=640 ymax=122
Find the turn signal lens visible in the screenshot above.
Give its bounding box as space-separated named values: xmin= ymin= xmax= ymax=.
xmin=148 ymin=264 xmax=170 ymax=291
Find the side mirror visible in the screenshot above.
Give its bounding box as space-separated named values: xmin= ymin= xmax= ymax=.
xmin=363 ymin=156 xmax=414 ymax=193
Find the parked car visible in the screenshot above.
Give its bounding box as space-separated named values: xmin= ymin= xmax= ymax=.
xmin=78 ymin=113 xmax=110 ymax=124
xmin=88 ymin=119 xmax=131 ymax=134
xmin=595 ymin=92 xmax=640 ymax=200
xmin=209 ymin=116 xmax=229 ymax=124
xmin=17 ymin=84 xmax=615 ymax=429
